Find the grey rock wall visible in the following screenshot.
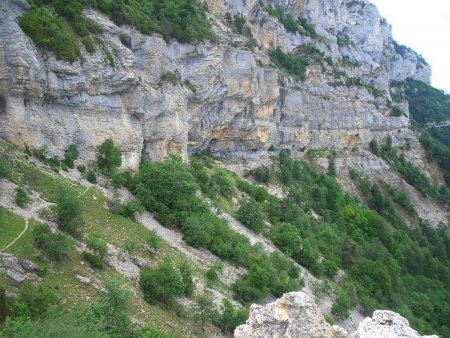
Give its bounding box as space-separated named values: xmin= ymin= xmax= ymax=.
xmin=0 ymin=0 xmax=430 ymax=167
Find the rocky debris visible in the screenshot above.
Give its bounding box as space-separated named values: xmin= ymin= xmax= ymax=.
xmin=234 ymin=292 xmax=438 ymax=338
xmin=19 ymin=258 xmax=37 ymax=272
xmin=0 ymin=253 xmax=41 ymax=286
xmin=104 ymin=244 xmax=140 ymax=280
xmin=75 ymin=274 xmax=91 ymax=285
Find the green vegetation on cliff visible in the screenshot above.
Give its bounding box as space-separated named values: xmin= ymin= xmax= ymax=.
xmin=391 ymin=78 xmax=450 ymax=187
xmin=19 ymin=0 xmax=216 ymax=62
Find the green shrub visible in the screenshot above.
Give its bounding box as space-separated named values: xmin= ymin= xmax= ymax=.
xmin=206 ymin=262 xmax=223 ymax=282
xmin=218 ymin=298 xmax=249 ymax=333
xmin=15 ymin=187 xmax=30 ymax=207
xmin=327 ymin=155 xmax=336 ymax=177
xmin=251 ymin=166 xmax=271 ymax=183
xmin=140 ymin=260 xmax=185 ymax=306
xmin=324 ymin=315 xmax=335 ymax=325
xmin=85 ymin=170 xmax=97 ymax=183
xmin=63 ymin=144 xmax=78 ymax=168
xmin=83 ymin=233 xmax=108 ymax=269
xmin=56 ymin=186 xmax=83 ymax=238
xmin=142 ymin=322 xmax=171 ymax=338
xmin=236 ymin=199 xmax=265 ymax=233
xmin=32 ymin=223 xmax=73 ymax=262
xmin=15 ymin=280 xmax=59 ymax=319
xmin=121 ymin=199 xmax=144 ymax=220
xmin=271 ymin=222 xmax=302 ymax=257
xmin=96 ymin=138 xmax=122 ymax=176
xmin=0 ymin=156 xmax=11 ymax=179
xmin=190 ymin=157 xmax=210 ymax=193
xmin=331 ymin=289 xmax=351 ymax=320
xmin=89 ymin=277 xmax=135 ymax=337
xmin=390 ymin=106 xmax=404 ymax=116
xmin=178 ymin=260 xmax=195 ymax=297
xmin=369 ymin=139 xmax=380 ymax=156
xmin=122 ymin=239 xmax=137 ymax=255
xmin=266 ymin=5 xmax=317 ymax=38
xmin=111 ymin=172 xmax=125 ymax=190
xmin=213 ymin=171 xmax=235 ymax=199
xmin=77 ymin=164 xmax=86 ymax=173
xmin=146 ymin=230 xmax=161 ymax=251
xmin=233 ymin=252 xmax=301 ymax=302
xmin=269 ymin=48 xmax=308 ymax=81
xmin=18 ymin=7 xmax=80 ymax=62
xmin=193 ymin=293 xmax=217 ymax=331
xmin=159 ymin=71 xmax=181 ymax=86
xmin=81 ymin=36 xmax=95 ymax=53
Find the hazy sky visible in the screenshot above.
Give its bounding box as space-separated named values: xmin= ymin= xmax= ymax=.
xmin=370 ymin=0 xmax=450 ymax=93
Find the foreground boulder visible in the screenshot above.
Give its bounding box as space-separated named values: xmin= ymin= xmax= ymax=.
xmin=234 ymin=292 xmax=438 ymax=338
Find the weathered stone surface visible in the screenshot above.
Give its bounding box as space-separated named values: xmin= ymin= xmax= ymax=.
xmin=0 ymin=253 xmax=40 ymax=286
xmin=0 ymin=0 xmax=430 ymax=167
xmin=19 ymin=258 xmax=37 ymax=272
xmin=75 ymin=274 xmax=91 ymax=285
xmin=234 ymin=292 xmax=439 ymax=338
xmin=234 ymin=292 xmax=347 ymax=338
xmin=350 ymin=310 xmax=439 ymax=338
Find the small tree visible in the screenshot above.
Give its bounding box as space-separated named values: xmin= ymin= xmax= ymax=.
xmin=146 ymin=230 xmax=161 ymax=252
xmin=369 ymin=139 xmax=380 ymax=156
xmin=331 ymin=289 xmax=350 ymax=320
xmin=18 ymin=280 xmax=59 ymax=319
xmin=139 ymin=259 xmax=184 ymax=306
xmin=179 ymin=260 xmax=194 ymax=296
xmin=214 ymin=171 xmax=235 ymax=199
xmin=206 ymin=262 xmax=224 ymax=282
xmin=63 ymin=144 xmax=78 ymax=168
xmin=327 ymin=155 xmax=336 ymax=177
xmin=96 ymin=138 xmax=122 ymax=176
xmin=56 ymin=186 xmax=83 ymax=238
xmin=111 ymin=172 xmax=125 ymax=190
xmin=83 ymin=233 xmax=108 ymax=269
xmin=32 ymin=223 xmax=73 ymax=262
xmin=15 ymin=187 xmax=30 ymax=207
xmin=193 ymin=293 xmax=216 ymax=331
xmin=220 ymin=298 xmax=248 ymax=333
xmin=91 ymin=277 xmax=134 ymax=336
xmin=251 ymin=166 xmax=271 ymax=183
xmin=236 ymin=199 xmax=265 ymax=233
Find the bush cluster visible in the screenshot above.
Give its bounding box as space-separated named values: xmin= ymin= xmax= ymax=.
xmin=32 ymin=223 xmax=73 ymax=262
xmin=269 ymin=48 xmax=308 ymax=81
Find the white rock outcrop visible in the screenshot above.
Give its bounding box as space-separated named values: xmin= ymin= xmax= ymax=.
xmin=234 ymin=292 xmax=439 ymax=338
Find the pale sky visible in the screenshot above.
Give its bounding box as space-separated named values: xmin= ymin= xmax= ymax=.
xmin=370 ymin=0 xmax=450 ymax=94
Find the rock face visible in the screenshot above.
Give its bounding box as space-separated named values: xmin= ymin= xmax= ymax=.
xmin=0 ymin=253 xmax=40 ymax=286
xmin=0 ymin=0 xmax=430 ymax=167
xmin=350 ymin=310 xmax=439 ymax=338
xmin=234 ymin=292 xmax=438 ymax=338
xmin=234 ymin=292 xmax=347 ymax=337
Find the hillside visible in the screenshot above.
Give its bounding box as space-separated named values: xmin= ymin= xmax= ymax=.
xmin=0 ymin=0 xmax=449 ymax=337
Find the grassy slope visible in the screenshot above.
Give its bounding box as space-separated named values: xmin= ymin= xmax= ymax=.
xmin=0 ymin=207 xmax=26 ymax=249
xmin=0 ymin=141 xmax=215 ymax=337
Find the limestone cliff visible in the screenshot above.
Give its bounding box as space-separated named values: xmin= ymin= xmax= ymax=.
xmin=0 ymin=0 xmax=430 ymax=167
xmin=234 ymin=292 xmax=439 ymax=338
